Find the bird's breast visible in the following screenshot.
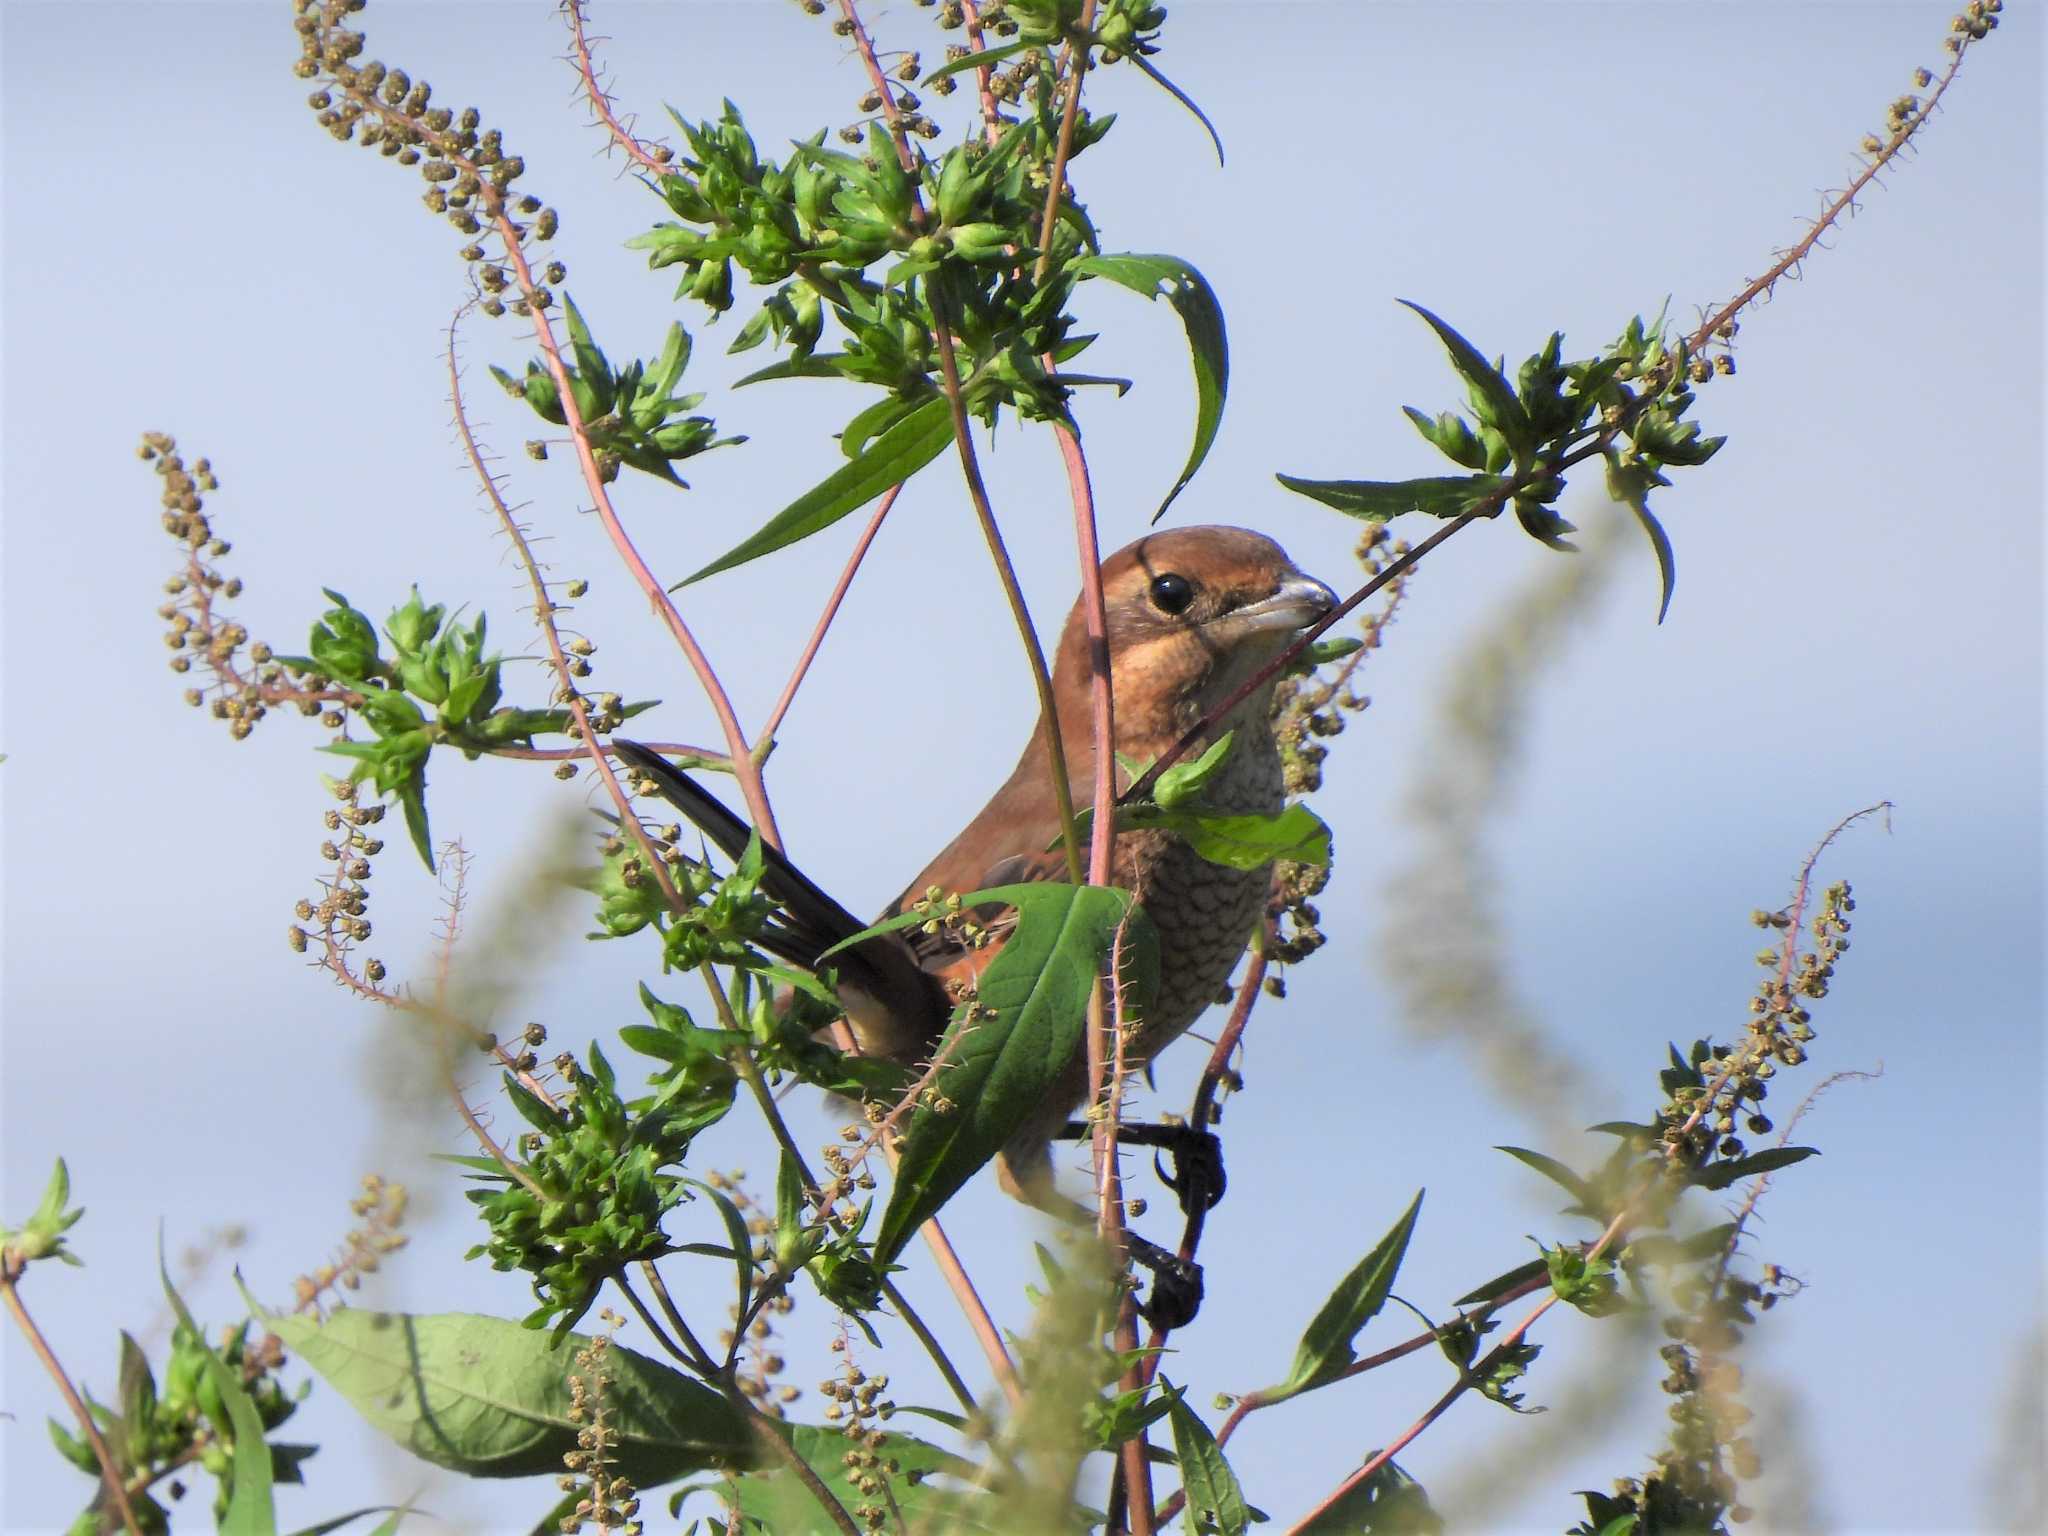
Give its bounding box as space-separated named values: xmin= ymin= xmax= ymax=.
xmin=1115 ymin=713 xmax=1284 ymax=1048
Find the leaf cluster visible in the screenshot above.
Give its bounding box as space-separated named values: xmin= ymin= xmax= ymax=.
xmin=1280 ymin=303 xmax=1725 ymax=621
xmin=460 ymin=1041 xmax=718 ymax=1337
xmin=280 ymin=588 xmax=648 ymax=868
xmin=490 ymin=298 xmax=742 ymax=485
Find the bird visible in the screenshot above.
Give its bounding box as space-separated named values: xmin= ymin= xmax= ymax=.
xmin=614 ymin=524 xmax=1337 ymax=1216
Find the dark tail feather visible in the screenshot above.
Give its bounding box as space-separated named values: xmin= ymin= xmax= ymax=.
xmin=609 ymin=740 xmax=869 ymax=966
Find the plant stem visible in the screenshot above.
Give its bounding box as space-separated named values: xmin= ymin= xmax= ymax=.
xmin=0 ymin=1261 xmax=145 ymax=1536
xmin=761 ymin=484 xmax=903 ymax=747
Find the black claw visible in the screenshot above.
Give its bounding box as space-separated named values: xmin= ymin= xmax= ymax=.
xmin=1126 ymin=1233 xmax=1204 ymax=1331
xmin=1056 ymin=1120 xmax=1228 ymax=1217
xmin=1154 ymin=1128 xmax=1227 ymax=1215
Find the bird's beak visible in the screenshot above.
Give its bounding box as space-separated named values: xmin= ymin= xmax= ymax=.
xmin=1229 ymin=573 xmax=1340 ymax=634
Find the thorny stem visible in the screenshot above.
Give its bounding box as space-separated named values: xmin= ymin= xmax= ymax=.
xmin=760 ymin=484 xmax=902 ymax=748
xmin=1682 ymin=31 xmax=1984 ymax=354
xmin=299 ymin=38 xmax=778 ymax=850
xmin=1032 ymin=0 xmax=1099 ymax=286
xmin=562 ymin=0 xmax=673 ymax=177
xmin=931 ymin=313 xmax=1087 ymax=885
xmin=1280 ymin=806 xmax=1890 ymax=1531
xmin=710 ymin=969 xmax=988 ymax=1415
xmin=835 ymin=0 xmax=1087 ymax=883
xmin=0 ymin=1261 xmax=146 ymax=1536
xmin=1127 ymin=30 xmax=1990 ymax=810
xmin=447 ymin=275 xmax=684 ymax=913
xmin=957 ymin=2 xmax=1007 ymax=138
xmin=489 ymin=216 xmax=784 ymax=853
xmin=621 ymin=1270 xmax=864 ymax=1536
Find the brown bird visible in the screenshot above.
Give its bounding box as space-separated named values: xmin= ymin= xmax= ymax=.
xmin=615 ymin=524 xmax=1336 ymax=1212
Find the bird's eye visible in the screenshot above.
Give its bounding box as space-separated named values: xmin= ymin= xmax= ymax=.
xmin=1148 ymin=572 xmax=1196 ymax=615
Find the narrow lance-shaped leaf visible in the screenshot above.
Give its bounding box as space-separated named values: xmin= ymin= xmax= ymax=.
xmin=1275 ymin=472 xmax=1507 ymax=522
xmin=1399 ymin=300 xmax=1531 ymax=446
xmin=1690 ymin=1145 xmax=1819 ymax=1192
xmin=1607 ymin=454 xmax=1677 ymax=623
xmin=164 ymin=1258 xmax=275 ymax=1535
xmin=1123 ymin=53 xmax=1225 ymax=167
xmin=678 ymin=396 xmax=953 ymax=585
xmin=1495 ymin=1145 xmax=1598 ymax=1212
xmin=1070 ymin=254 xmax=1228 ymax=521
xmin=1262 ymin=1190 xmax=1425 ymax=1403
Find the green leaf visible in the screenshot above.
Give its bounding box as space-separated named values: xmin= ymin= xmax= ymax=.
xmin=678 ymin=397 xmax=953 ymax=585
xmin=1276 ymin=472 xmax=1507 ymax=522
xmin=1070 ymin=254 xmax=1228 ymax=521
xmin=1068 ymin=799 xmax=1332 ymax=871
xmin=1123 ymin=53 xmax=1225 ymax=167
xmin=1495 ymin=1146 xmax=1597 ymax=1212
xmin=1398 ymin=301 xmax=1529 ymax=445
xmin=1264 ymin=1190 xmax=1424 ymax=1403
xmin=1154 ymin=730 xmax=1235 ymax=810
xmin=671 ymin=1421 xmax=981 ymax=1533
xmin=1164 ymin=1382 xmax=1250 ymax=1536
xmin=921 ymin=38 xmax=1037 ymax=85
xmin=873 ymin=884 xmax=1154 ymax=1263
xmin=1606 ymin=456 xmax=1677 ymax=624
xmin=1452 ymin=1257 xmax=1547 ymax=1309
xmin=1295 ymin=1458 xmax=1443 ymax=1535
xmin=247 ymin=1296 xmax=751 ymax=1486
xmin=1689 ymin=1146 xmax=1818 ymax=1192
xmin=164 ymin=1260 xmax=275 ymax=1534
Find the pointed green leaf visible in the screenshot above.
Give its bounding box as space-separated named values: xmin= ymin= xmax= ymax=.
xmin=920 ymin=38 xmax=1037 ymax=85
xmin=1124 ymin=53 xmax=1225 ymax=166
xmin=1398 ymin=301 xmax=1529 ymax=445
xmin=1296 ymin=1458 xmax=1444 ymax=1535
xmin=678 ymin=398 xmax=952 ymax=585
xmin=873 ymin=884 xmax=1155 ymax=1263
xmin=1495 ymin=1146 xmax=1597 ymax=1210
xmin=164 ymin=1260 xmax=274 ymax=1534
xmin=1606 ymin=455 xmax=1677 ymax=623
xmin=1070 ymin=254 xmax=1228 ymax=520
xmin=1276 ymin=472 xmax=1507 ymax=522
xmin=1689 ymin=1146 xmax=1818 ymax=1192
xmin=1164 ymin=1382 xmax=1250 ymax=1536
xmin=1453 ymin=1256 xmax=1548 ymax=1309
xmin=1264 ymin=1190 xmax=1424 ymax=1402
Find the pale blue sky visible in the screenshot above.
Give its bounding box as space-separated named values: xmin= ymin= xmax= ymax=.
xmin=3 ymin=3 xmax=2041 ymax=1532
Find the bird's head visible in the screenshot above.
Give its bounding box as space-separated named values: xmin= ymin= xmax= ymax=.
xmin=1056 ymin=525 xmax=1339 ymax=740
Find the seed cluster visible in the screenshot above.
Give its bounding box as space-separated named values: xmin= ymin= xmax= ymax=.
xmin=557 ymin=1317 xmax=641 ymax=1535
xmin=287 ymin=775 xmax=390 ymax=993
xmin=1264 ymin=525 xmax=1412 ymax=984
xmin=293 ymin=0 xmax=560 ymax=320
xmin=291 ymin=1175 xmax=410 ymax=1314
xmin=142 ymin=434 xmax=344 ymax=741
xmin=821 ymin=1330 xmax=907 ymax=1531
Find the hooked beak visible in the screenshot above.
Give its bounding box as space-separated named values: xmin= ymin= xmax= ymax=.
xmin=1229 ymin=572 xmax=1339 ymax=634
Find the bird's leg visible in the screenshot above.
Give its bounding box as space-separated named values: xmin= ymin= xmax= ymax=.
xmin=1057 ymin=1119 xmax=1227 ymax=1216
xmin=1022 ymin=1128 xmax=1212 ymax=1330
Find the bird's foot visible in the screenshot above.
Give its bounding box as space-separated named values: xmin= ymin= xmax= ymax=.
xmin=1125 ymin=1233 xmax=1204 ymax=1331
xmin=1059 ymin=1119 xmax=1227 ymax=1216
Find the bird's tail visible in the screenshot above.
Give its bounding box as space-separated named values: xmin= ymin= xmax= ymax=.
xmin=608 ymin=740 xmax=870 ymax=969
